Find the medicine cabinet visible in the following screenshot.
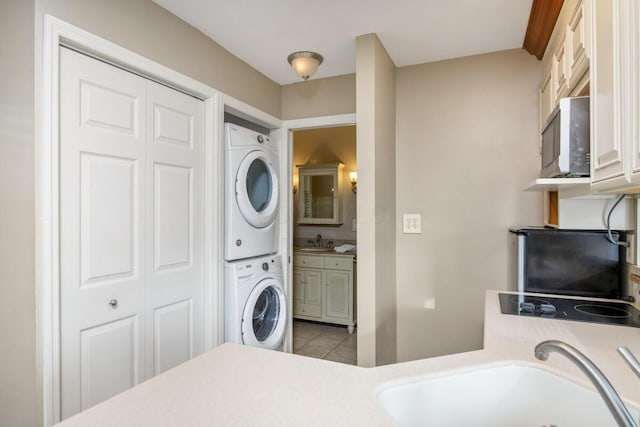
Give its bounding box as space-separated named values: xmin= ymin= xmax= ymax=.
xmin=297 ymin=163 xmax=344 ymax=225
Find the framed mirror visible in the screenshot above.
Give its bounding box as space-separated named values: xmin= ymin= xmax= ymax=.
xmin=297 ymin=163 xmax=344 ymax=225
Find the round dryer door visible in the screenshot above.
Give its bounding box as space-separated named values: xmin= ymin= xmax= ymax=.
xmin=241 ymin=278 xmax=286 ymax=349
xmin=236 ymin=150 xmax=279 ymax=228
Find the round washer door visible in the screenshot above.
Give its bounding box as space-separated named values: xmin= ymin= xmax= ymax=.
xmin=241 ymin=278 xmax=286 ymax=349
xmin=235 ymin=150 xmax=279 ymax=228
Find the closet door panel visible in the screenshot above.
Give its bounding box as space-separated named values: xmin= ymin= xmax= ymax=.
xmin=59 ymin=47 xmax=146 ymax=419
xmin=154 ymin=163 xmax=192 ymax=270
xmin=145 ymin=80 xmax=205 ymax=377
xmin=79 ymin=315 xmax=140 ymax=410
xmin=60 ymin=46 xmax=207 ymax=420
xmin=153 ymin=299 xmax=193 ymax=375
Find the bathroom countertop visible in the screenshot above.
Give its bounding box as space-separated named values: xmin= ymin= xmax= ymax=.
xmin=293 ymin=247 xmax=357 ymax=256
xmin=56 ymin=290 xmax=640 ymax=426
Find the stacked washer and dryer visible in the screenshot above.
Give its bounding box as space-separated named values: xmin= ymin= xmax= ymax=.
xmin=223 ymin=123 xmax=287 ymax=351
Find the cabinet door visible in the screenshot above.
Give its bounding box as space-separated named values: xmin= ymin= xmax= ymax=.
xmin=324 ymin=271 xmax=351 ymax=319
xmin=590 ymin=0 xmax=626 ymax=188
xmin=293 ymin=268 xmax=304 ymax=314
xmin=568 ymin=0 xmax=589 ymax=87
xmin=540 ymin=70 xmax=554 ymax=129
xmin=553 ymin=35 xmax=569 ymax=101
xmin=624 ymin=0 xmax=640 ymax=184
xmin=304 ymin=271 xmax=323 ymax=306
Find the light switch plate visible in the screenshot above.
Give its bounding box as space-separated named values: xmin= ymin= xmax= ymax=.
xmin=403 ymin=214 xmax=422 ymax=234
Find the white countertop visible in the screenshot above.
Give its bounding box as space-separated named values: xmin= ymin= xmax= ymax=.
xmin=57 ymin=290 xmax=640 ymax=426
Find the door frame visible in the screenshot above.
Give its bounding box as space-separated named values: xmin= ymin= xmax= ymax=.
xmin=37 ymin=15 xmax=223 ymax=426
xmin=280 ymin=114 xmax=357 ymax=354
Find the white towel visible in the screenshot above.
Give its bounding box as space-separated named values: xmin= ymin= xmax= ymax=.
xmin=334 ymin=244 xmax=356 ymax=253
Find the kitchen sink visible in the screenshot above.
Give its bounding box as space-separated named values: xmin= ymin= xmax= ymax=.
xmin=377 ymin=364 xmax=639 ymax=427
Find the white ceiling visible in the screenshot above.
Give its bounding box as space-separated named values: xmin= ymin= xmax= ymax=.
xmin=153 ymin=0 xmax=534 ymax=85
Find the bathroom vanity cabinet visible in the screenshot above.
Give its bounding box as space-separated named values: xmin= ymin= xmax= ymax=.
xmin=293 ymin=253 xmax=356 ymax=333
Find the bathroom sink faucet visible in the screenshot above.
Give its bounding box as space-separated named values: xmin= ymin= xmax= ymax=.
xmin=535 ymin=340 xmax=638 ymax=427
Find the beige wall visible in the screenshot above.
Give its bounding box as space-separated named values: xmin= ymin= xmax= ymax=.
xmin=281 ymin=74 xmax=356 ymax=120
xmin=395 ymin=49 xmax=543 ymax=362
xmin=0 ymin=1 xmax=37 ymax=426
xmin=39 ymin=0 xmax=281 ymax=117
xmin=293 ymin=126 xmax=357 ymax=241
xmin=356 ymin=34 xmax=397 ymax=367
xmin=0 ymin=1 xmax=282 ymax=425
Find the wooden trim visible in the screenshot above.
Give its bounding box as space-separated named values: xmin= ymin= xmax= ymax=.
xmin=548 ymin=191 xmax=559 ymax=226
xmin=523 ymin=0 xmax=565 ymax=60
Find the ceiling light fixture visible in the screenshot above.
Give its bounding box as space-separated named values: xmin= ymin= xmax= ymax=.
xmin=287 ymin=51 xmax=323 ymax=81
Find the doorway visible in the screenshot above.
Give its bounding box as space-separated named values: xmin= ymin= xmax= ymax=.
xmin=289 ymin=125 xmax=357 ymax=364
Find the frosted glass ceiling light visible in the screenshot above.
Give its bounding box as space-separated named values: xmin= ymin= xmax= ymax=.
xmin=287 ymin=51 xmax=323 ymax=80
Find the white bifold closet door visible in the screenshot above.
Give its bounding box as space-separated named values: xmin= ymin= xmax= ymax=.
xmin=59 ymin=47 xmax=204 ymax=419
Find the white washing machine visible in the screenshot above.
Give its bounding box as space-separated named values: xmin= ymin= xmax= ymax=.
xmin=225 ymin=123 xmax=279 ymax=261
xmin=224 ymin=255 xmax=287 ymax=350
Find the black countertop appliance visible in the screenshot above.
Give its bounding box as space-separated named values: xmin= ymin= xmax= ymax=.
xmin=509 ymin=227 xmax=627 ymax=299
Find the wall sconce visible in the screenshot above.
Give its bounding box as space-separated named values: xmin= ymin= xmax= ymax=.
xmin=349 ymin=171 xmax=357 ymax=194
xmin=287 ymin=51 xmax=323 ymax=81
xmin=293 ymin=174 xmax=299 ymax=194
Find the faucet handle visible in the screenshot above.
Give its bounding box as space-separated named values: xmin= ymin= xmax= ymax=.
xmin=618 ymin=347 xmax=640 ymax=380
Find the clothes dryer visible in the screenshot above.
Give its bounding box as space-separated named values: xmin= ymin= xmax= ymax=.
xmin=225 ymin=255 xmax=286 ymax=350
xmin=224 ymin=123 xmax=279 ymax=261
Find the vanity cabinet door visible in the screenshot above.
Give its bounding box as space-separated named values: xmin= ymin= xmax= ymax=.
xmin=293 ymin=268 xmax=322 ymax=318
xmin=292 ymin=269 xmax=305 ymax=315
xmin=304 ymin=271 xmax=323 ymax=309
xmin=324 ymin=271 xmax=351 ymax=320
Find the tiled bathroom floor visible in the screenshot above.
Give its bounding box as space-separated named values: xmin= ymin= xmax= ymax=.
xmin=293 ymin=320 xmax=357 ymax=365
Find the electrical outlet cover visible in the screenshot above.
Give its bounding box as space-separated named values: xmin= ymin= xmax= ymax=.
xmin=403 ymin=214 xmax=422 ymax=234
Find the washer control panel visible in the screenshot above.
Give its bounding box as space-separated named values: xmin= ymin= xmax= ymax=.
xmin=229 ymin=256 xmax=282 ymax=278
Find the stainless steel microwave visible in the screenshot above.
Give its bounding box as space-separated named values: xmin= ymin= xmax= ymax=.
xmin=540 ymin=96 xmax=590 ymax=178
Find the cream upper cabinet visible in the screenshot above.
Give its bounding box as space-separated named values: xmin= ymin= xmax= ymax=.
xmin=568 ymin=0 xmax=589 ymax=87
xmin=540 ymin=0 xmax=591 ymax=127
xmin=297 ymin=163 xmax=344 ymax=225
xmin=540 ymin=68 xmax=554 ymax=128
xmin=590 ymin=0 xmax=640 ymax=191
xmin=553 ymin=35 xmax=569 ymax=100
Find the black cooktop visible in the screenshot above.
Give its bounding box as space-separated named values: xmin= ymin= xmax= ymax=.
xmin=498 ymin=293 xmax=640 ymax=328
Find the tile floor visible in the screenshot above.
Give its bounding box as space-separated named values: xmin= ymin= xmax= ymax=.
xmin=292 ymin=320 xmax=357 ymax=365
